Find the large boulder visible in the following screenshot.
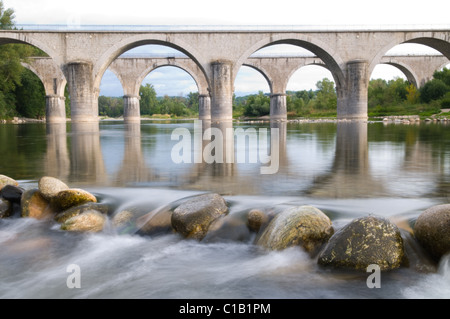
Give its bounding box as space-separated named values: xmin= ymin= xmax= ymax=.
xmin=51 ymin=188 xmax=97 ymax=211
xmin=318 ymin=215 xmax=407 ymax=271
xmin=38 ymin=176 xmax=69 ymax=201
xmin=256 ymin=205 xmax=334 ymax=254
xmin=414 ymin=204 xmax=450 ymax=261
xmin=60 ymin=210 xmax=106 ymax=232
xmin=21 ymin=188 xmax=54 ymax=219
xmin=0 ymin=175 xmax=18 ymax=191
xmin=171 ymin=193 xmax=229 ymax=240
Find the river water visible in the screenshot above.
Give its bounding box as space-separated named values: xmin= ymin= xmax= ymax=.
xmin=0 ymin=119 xmax=449 ymax=299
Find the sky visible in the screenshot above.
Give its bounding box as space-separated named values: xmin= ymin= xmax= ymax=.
xmin=5 ymin=0 xmax=450 ymax=97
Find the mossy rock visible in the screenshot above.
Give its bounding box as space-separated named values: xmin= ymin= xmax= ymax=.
xmin=171 ymin=193 xmax=229 ymax=240
xmin=60 ymin=210 xmax=106 ymax=232
xmin=54 ymin=202 xmax=109 ymax=224
xmin=51 ymin=188 xmax=97 ymax=211
xmin=414 ymin=204 xmax=450 ymax=261
xmin=0 ymin=199 xmax=12 ymax=218
xmin=256 ymin=205 xmax=334 ymax=254
xmin=318 ymin=215 xmax=407 ymax=271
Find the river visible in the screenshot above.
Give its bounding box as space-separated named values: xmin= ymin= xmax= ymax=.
xmin=0 ymin=119 xmax=449 ymax=299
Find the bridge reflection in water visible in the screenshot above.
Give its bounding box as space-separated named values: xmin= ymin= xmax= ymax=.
xmin=41 ymin=119 xmax=448 ymax=198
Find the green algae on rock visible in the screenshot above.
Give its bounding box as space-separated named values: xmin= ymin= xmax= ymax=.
xmin=256 ymin=205 xmax=334 ymax=254
xmin=51 ymin=188 xmax=97 ymax=211
xmin=60 ymin=210 xmax=106 ymax=232
xmin=318 ymin=215 xmax=407 ymax=271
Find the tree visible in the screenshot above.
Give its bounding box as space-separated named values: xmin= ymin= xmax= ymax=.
xmin=420 ymin=79 xmax=448 ymax=103
xmin=139 ymin=83 xmax=158 ymax=115
xmin=0 ymin=0 xmax=48 ymax=119
xmin=312 ymin=78 xmax=337 ymax=110
xmin=14 ymin=68 xmax=46 ymax=119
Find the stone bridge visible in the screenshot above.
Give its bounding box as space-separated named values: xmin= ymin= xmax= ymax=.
xmin=4 ymin=27 xmax=449 ymax=122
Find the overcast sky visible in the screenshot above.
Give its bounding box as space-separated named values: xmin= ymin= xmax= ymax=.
xmin=5 ymin=0 xmax=450 ymax=96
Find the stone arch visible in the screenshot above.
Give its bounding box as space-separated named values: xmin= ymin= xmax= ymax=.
xmin=21 ymin=57 xmax=67 ymax=97
xmin=234 ymin=35 xmax=346 ymax=91
xmin=286 ymin=61 xmax=331 ymax=89
xmin=0 ymin=32 xmax=61 ymax=66
xmin=240 ymin=63 xmax=274 ymax=93
xmin=376 ymin=60 xmax=419 ymax=87
xmin=93 ymin=34 xmax=209 ymax=95
xmin=369 ymin=33 xmax=450 ymax=76
xmin=135 ymin=60 xmax=208 ymax=96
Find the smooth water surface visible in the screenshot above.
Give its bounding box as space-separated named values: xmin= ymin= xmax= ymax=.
xmin=0 ymin=119 xmax=449 ymax=299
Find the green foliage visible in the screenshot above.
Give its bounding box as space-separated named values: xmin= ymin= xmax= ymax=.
xmin=420 ymin=79 xmax=449 ymax=103
xmin=99 ymin=84 xmax=197 ymax=118
xmin=242 ymin=91 xmax=270 ymax=117
xmin=139 ymin=83 xmax=158 ymax=115
xmin=14 ymin=68 xmax=46 ymax=119
xmin=98 ymin=96 xmax=123 ymax=117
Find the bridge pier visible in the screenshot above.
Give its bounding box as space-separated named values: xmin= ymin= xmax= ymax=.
xmin=45 ymin=95 xmax=66 ymax=123
xmin=211 ymin=61 xmax=233 ymax=122
xmin=337 ymin=60 xmax=369 ymax=120
xmin=270 ymin=93 xmax=287 ymax=121
xmin=123 ymin=95 xmax=141 ymax=123
xmin=66 ymin=62 xmax=99 ymax=123
xmin=199 ymin=94 xmax=211 ymax=120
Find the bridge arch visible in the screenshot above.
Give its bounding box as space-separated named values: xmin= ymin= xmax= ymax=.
xmin=0 ymin=32 xmax=61 ymax=66
xmin=370 ymin=34 xmax=450 ymax=76
xmin=376 ymin=60 xmax=419 ymax=87
xmin=135 ymin=61 xmax=208 ymax=96
xmin=234 ymin=35 xmax=346 ymax=91
xmin=93 ymin=34 xmax=209 ymax=95
xmin=286 ymin=62 xmax=330 ymax=90
xmin=240 ymin=63 xmax=274 ymax=93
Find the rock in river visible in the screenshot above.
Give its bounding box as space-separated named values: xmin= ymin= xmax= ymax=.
xmin=54 ymin=202 xmax=109 ymax=224
xmin=256 ymin=205 xmax=334 ymax=254
xmin=0 ymin=185 xmax=24 ymax=203
xmin=38 ymin=176 xmax=69 ymax=201
xmin=21 ymin=188 xmax=54 ymax=219
xmin=318 ymin=215 xmax=407 ymax=271
xmin=171 ymin=193 xmax=229 ymax=240
xmin=51 ymin=188 xmax=97 ymax=211
xmin=414 ymin=204 xmax=450 ymax=261
xmin=0 ymin=175 xmax=18 ymax=191
xmin=60 ymin=210 xmax=106 ymax=232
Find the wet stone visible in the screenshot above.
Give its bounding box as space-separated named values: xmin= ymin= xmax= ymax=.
xmin=256 ymin=205 xmax=334 ymax=254
xmin=318 ymin=215 xmax=407 ymax=271
xmin=171 ymin=193 xmax=229 ymax=240
xmin=0 ymin=199 xmax=12 ymax=218
xmin=38 ymin=176 xmax=69 ymax=201
xmin=0 ymin=175 xmax=18 ymax=191
xmin=54 ymin=202 xmax=109 ymax=224
xmin=0 ymin=185 xmax=24 ymax=203
xmin=414 ymin=204 xmax=450 ymax=261
xmin=51 ymin=188 xmax=97 ymax=211
xmin=21 ymin=188 xmax=53 ymax=219
xmin=60 ymin=210 xmax=106 ymax=232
